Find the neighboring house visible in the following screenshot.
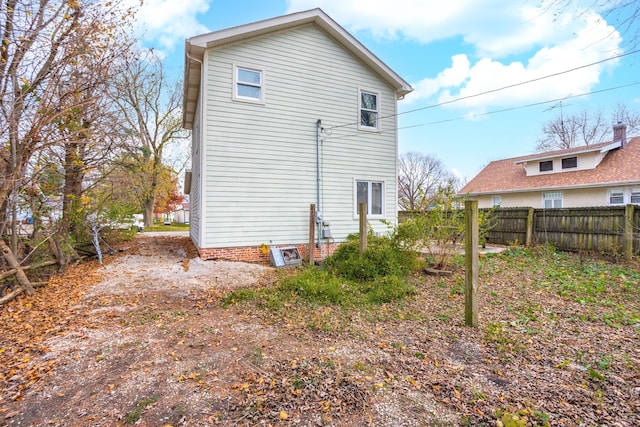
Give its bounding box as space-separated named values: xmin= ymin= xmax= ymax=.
xmin=459 ymin=124 xmax=640 ymax=209
xmin=183 ymin=8 xmax=412 ymax=262
xmin=174 ymin=202 xmax=190 ymax=224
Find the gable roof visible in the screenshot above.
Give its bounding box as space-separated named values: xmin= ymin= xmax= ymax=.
xmin=459 ymin=136 xmax=640 ymax=195
xmin=183 ymin=8 xmax=413 ymax=129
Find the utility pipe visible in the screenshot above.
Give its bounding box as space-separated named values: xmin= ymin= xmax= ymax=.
xmin=316 ymin=119 xmax=322 ymax=248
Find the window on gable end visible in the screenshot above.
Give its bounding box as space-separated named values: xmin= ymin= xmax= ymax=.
xmin=359 ymin=89 xmax=380 ymax=130
xmin=233 ymin=65 xmax=263 ymax=102
xmin=539 ymin=161 xmax=553 ymax=172
xmin=562 ymin=157 xmax=577 ymax=169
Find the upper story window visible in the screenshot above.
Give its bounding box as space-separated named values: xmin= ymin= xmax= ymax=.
xmin=539 ymin=161 xmax=553 ymax=172
xmin=233 ymin=65 xmax=263 ymax=103
xmin=543 ymin=192 xmax=562 ymax=208
xmin=631 ymin=188 xmax=640 ymax=204
xmin=355 ymin=180 xmax=384 ymax=217
xmin=492 ymin=196 xmax=501 ymax=207
xmin=359 ymin=89 xmax=379 ymax=131
xmin=562 ymin=157 xmax=577 ymax=169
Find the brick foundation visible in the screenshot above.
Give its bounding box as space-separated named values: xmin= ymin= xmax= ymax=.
xmin=198 ymin=242 xmax=339 ymax=264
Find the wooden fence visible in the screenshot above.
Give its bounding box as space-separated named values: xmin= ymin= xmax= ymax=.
xmin=400 ymin=205 xmax=640 ymax=258
xmin=480 ymin=205 xmax=639 ymax=257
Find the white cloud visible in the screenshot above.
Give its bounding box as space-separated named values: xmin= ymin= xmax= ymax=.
xmin=287 ymin=0 xmax=623 ymax=111
xmin=287 ymin=0 xmax=585 ymax=57
xmin=422 ymin=14 xmax=621 ymax=111
xmin=124 ymin=0 xmax=211 ymax=52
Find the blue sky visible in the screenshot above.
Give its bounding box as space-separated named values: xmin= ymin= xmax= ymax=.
xmin=129 ymin=0 xmax=640 ymax=181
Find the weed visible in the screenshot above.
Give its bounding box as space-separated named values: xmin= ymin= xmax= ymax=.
xmin=123 ymin=396 xmax=158 ymax=424
xmin=221 ymin=288 xmax=259 ymax=307
xmin=484 ymin=323 xmax=524 ymax=356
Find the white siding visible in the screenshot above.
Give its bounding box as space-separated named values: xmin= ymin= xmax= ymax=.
xmin=523 ymin=151 xmax=606 ymax=176
xmin=189 ymin=90 xmax=202 ymax=247
xmin=201 ymin=24 xmax=398 ymax=248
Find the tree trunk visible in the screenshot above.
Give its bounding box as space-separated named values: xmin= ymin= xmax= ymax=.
xmin=143 ymin=197 xmax=154 ymax=228
xmin=0 ymin=239 xmax=34 ymax=296
xmin=61 ymin=143 xmax=85 ymax=235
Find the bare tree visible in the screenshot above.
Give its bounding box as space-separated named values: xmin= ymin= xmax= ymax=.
xmin=536 ymin=104 xmax=640 ymax=151
xmin=0 ymin=0 xmax=136 ymax=294
xmin=544 ymin=1 xmax=640 ymax=50
xmin=110 ymin=51 xmax=189 ymax=227
xmin=398 ymin=152 xmax=458 ymax=212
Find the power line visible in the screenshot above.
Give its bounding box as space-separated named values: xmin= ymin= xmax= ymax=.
xmin=325 ymin=48 xmax=640 ymax=131
xmin=321 ymin=80 xmax=640 ymax=142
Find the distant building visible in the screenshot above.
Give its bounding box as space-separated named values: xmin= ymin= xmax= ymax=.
xmin=459 ymin=124 xmax=640 ymax=209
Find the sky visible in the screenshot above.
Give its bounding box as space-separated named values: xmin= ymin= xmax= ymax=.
xmin=127 ymin=0 xmax=640 ymax=182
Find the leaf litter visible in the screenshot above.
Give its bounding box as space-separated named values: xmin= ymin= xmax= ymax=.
xmin=0 ymin=236 xmax=638 ymax=426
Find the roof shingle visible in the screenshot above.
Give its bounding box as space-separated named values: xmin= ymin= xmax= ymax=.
xmin=459 ymin=137 xmax=640 ymax=195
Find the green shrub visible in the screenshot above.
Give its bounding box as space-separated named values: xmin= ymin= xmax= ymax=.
xmin=323 ymin=234 xmax=417 ymax=282
xmin=363 ymin=275 xmax=416 ymax=304
xmin=279 ymin=268 xmax=356 ymax=306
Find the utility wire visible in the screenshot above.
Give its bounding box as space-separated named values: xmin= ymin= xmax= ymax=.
xmin=321 ymin=80 xmax=640 ymax=142
xmin=324 ymin=48 xmax=640 ymax=131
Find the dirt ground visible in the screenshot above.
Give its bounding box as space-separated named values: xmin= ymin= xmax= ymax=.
xmin=1 ymin=234 xmax=638 ymax=426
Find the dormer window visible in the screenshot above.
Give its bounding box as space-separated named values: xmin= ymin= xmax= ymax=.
xmin=562 ymin=157 xmax=577 ymax=169
xmin=539 ymin=161 xmax=553 ymax=172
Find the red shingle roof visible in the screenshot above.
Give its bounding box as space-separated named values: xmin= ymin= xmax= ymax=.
xmin=459 ymin=137 xmax=640 ymax=195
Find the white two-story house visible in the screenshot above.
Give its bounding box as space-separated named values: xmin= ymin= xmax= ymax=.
xmin=183 ymin=8 xmax=412 ymax=261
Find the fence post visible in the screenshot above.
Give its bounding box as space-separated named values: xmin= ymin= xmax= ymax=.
xmin=309 ymin=204 xmax=316 ymax=265
xmin=526 ymin=207 xmax=534 ymax=247
xmin=624 ymin=204 xmax=634 ymax=261
xmin=465 ymin=200 xmax=479 ymax=327
xmin=359 ymin=203 xmax=367 ymax=253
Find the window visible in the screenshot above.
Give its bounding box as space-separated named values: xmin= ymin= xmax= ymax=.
xmin=539 ymin=161 xmax=553 ymax=172
xmin=359 ymin=89 xmax=379 ymax=130
xmin=561 ymin=157 xmax=577 ymax=169
xmin=631 ymin=188 xmax=640 ymax=204
xmin=355 ymin=180 xmax=384 ymax=217
xmin=609 ymin=189 xmax=624 ymax=205
xmin=543 ymin=192 xmax=562 ymax=208
xmin=233 ymin=65 xmax=263 ymax=102
xmin=492 ymin=196 xmax=501 ymax=207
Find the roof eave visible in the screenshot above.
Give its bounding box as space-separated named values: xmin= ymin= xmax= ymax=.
xmin=460 ymin=179 xmax=640 ymax=196
xmin=182 ymin=8 xmax=412 ymax=126
xmin=514 ymin=141 xmax=622 ymax=165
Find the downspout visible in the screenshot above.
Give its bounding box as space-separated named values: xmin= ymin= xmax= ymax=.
xmin=316 ymin=119 xmax=322 ymax=247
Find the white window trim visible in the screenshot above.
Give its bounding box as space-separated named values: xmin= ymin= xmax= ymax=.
xmin=542 ymin=192 xmax=563 ymax=209
xmin=631 ymin=187 xmax=640 ymax=205
xmin=492 ymin=196 xmax=502 ymax=207
xmin=357 ymin=88 xmax=381 ymax=131
xmin=353 ymin=178 xmax=386 ymax=219
xmin=608 ymin=188 xmax=625 ymax=206
xmin=232 ymin=64 xmax=265 ymax=104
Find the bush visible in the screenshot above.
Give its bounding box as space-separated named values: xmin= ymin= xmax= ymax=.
xmin=279 ymin=268 xmax=357 ymax=306
xmin=323 ymin=234 xmax=418 ymax=282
